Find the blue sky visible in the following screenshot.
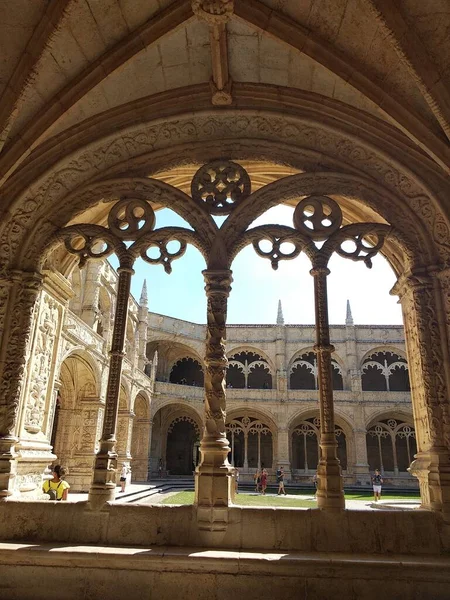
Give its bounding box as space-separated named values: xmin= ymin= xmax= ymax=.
xmin=110 ymin=205 xmax=402 ymax=326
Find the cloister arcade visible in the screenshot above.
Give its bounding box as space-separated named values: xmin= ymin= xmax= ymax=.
xmin=1 ymin=0 xmax=450 ymax=595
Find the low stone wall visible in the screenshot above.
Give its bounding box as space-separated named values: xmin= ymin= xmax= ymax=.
xmin=0 ymin=501 xmax=447 ymax=555
xmin=2 ymin=542 xmax=450 ymax=600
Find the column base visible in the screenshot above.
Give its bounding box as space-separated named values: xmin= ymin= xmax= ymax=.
xmin=87 ymin=445 xmax=118 ymax=510
xmin=316 ymin=459 xmax=345 ymax=511
xmin=195 ymin=463 xmax=234 ymax=532
xmin=87 ymin=484 xmax=116 ymax=510
xmin=0 ymin=436 xmax=18 ymax=500
xmin=410 ymin=449 xmax=450 ymax=519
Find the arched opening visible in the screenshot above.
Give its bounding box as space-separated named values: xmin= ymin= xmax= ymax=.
xmin=227 ymin=351 xmax=272 ymax=389
xmin=54 ymin=352 xmax=100 ymax=491
xmin=362 ymin=351 xmax=410 ymax=392
xmin=366 ymin=417 xmax=417 ymax=479
xmin=290 ymin=416 xmax=347 ymax=479
xmin=166 ymin=417 xmax=200 ymax=476
xmin=146 ymin=340 xmax=204 ymax=384
xmin=289 ymin=352 xmax=343 ymax=390
xmin=169 ymin=357 xmax=204 ymax=386
xmin=150 ymin=404 xmax=203 ymax=478
xmin=226 ymin=415 xmax=274 ymax=472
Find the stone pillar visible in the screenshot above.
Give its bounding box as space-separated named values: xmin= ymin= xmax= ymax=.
xmin=396 ymin=271 xmax=450 ymax=518
xmin=138 ymin=281 xmax=149 ymax=372
xmin=352 ymin=403 xmax=370 ymax=485
xmin=311 ymin=266 xmax=345 ymax=510
xmin=70 ymin=397 xmax=104 ymax=491
xmin=277 ymin=427 xmax=291 ymax=481
xmin=345 ymin=316 xmax=361 ymax=392
xmin=0 ymin=271 xmax=42 ymax=500
xmin=275 ymin=323 xmax=287 ymax=394
xmin=80 ymin=260 xmax=102 ymax=328
xmin=117 ymin=408 xmax=134 ymax=465
xmin=88 ymin=263 xmax=134 ymax=509
xmin=195 ymin=269 xmax=234 ymax=532
xmin=14 ymin=271 xmax=71 ymax=498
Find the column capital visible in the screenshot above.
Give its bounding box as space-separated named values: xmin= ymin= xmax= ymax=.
xmin=310 ymin=266 xmax=330 ymax=277
xmin=392 ymin=268 xmax=437 ymax=297
xmin=202 ymin=269 xmax=233 ymax=294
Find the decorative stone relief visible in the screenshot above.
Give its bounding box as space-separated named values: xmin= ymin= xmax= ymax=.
xmin=0 ymin=272 xmax=42 ymax=437
xmin=24 ymin=293 xmax=60 ymax=433
xmin=2 ymin=112 xmax=448 ymax=278
xmin=397 ymin=273 xmax=450 ymax=452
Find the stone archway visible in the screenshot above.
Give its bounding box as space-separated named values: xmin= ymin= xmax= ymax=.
xmin=166 ymin=416 xmax=201 ymax=476
xmin=150 ymin=403 xmax=203 ymax=478
xmin=56 ymin=351 xmax=101 ymax=492
xmin=0 ymin=102 xmax=449 ymax=517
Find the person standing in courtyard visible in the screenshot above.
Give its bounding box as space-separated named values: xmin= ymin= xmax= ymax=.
xmin=254 ymin=469 xmax=261 ymax=493
xmin=277 ymin=466 xmax=287 ymax=495
xmin=235 ymin=468 xmax=240 ymax=494
xmin=260 ymin=468 xmax=268 ymax=495
xmin=119 ymin=462 xmax=131 ymax=493
xmin=371 ymin=468 xmax=383 ymax=502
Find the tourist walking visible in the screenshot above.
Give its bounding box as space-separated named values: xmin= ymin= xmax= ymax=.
xmin=43 ymin=465 xmax=70 ymax=501
xmin=277 ymin=466 xmax=287 ymax=495
xmin=254 ymin=469 xmax=261 ymax=493
xmin=235 ymin=468 xmax=240 ymax=494
xmin=371 ymin=469 xmax=383 ymax=502
xmin=260 ymin=468 xmax=268 ymax=495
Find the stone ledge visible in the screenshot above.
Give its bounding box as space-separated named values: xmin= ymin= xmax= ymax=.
xmin=1 ymin=542 xmax=450 ymax=579
xmin=0 ymin=501 xmax=447 ymax=555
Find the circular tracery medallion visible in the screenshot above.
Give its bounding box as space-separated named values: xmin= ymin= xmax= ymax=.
xmin=293 ymin=195 xmax=342 ymax=241
xmin=191 ymin=159 xmax=251 ymax=215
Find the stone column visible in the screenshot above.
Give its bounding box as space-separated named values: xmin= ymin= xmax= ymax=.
xmin=310 ymin=266 xmax=345 ymax=510
xmin=88 ymin=263 xmax=134 ymax=509
xmin=345 ymin=308 xmax=361 ymax=392
xmin=0 ymin=271 xmax=42 ymax=500
xmin=396 ymin=272 xmax=450 ymax=518
xmin=195 ymin=269 xmax=234 ymax=532
xmin=117 ymin=408 xmax=134 ymax=464
xmin=14 ymin=272 xmax=70 ymax=497
xmin=277 ymin=427 xmax=291 ymax=482
xmin=71 ymin=397 xmax=104 ymax=491
xmin=275 ymin=313 xmax=287 ymax=394
xmin=80 ymin=260 xmax=102 ymax=328
xmin=353 ymin=404 xmax=370 ymax=485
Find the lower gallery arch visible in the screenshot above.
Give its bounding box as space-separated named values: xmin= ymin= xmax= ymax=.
xmin=366 ymin=413 xmax=417 ymax=486
xmin=150 ymin=404 xmax=203 ymax=477
xmin=226 ymin=411 xmax=275 ymax=479
xmin=289 ymin=413 xmax=349 ymax=483
xmin=55 ymin=351 xmax=101 ymax=492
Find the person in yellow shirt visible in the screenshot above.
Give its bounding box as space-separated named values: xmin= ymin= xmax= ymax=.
xmin=42 ymin=465 xmax=70 ymax=501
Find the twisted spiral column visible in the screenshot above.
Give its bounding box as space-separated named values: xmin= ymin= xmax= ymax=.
xmin=195 ymin=269 xmax=234 ymax=531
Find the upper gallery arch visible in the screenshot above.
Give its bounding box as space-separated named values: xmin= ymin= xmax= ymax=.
xmin=1 ymin=109 xmax=449 ymax=276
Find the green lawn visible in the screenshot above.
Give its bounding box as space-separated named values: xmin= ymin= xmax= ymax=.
xmin=159 ymin=490 xmax=420 ymax=507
